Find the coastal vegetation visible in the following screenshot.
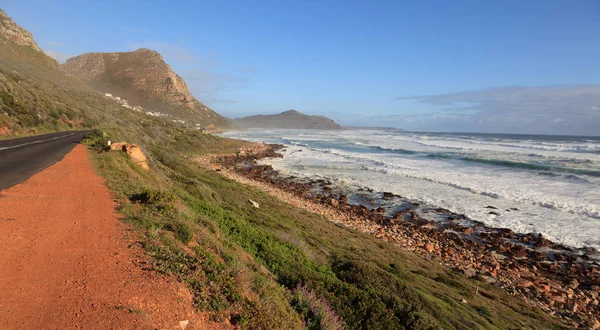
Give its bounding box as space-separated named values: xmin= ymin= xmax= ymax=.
xmin=82 ymin=127 xmax=566 ymax=329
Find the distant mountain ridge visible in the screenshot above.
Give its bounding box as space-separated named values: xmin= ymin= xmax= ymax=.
xmin=233 ymin=110 xmax=341 ymax=130
xmin=62 ymin=49 xmax=231 ymax=128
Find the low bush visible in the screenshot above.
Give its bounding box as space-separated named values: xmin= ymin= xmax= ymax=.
xmin=290 ymin=283 xmax=345 ymax=330
xmin=129 ymin=188 xmax=175 ymax=205
xmin=81 ymin=129 xmax=109 ymax=152
xmin=169 ymin=221 xmax=194 ymax=244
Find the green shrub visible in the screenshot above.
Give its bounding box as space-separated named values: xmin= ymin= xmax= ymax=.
xmin=148 ymin=244 xmax=246 ymax=322
xmin=81 ymin=129 xmax=109 ymax=152
xmin=476 ymin=306 xmax=492 ymax=317
xmin=130 ymin=188 xmax=175 ymax=205
xmin=183 ymin=195 xmax=435 ymax=329
xmin=170 ymin=222 xmax=193 ymax=244
xmin=49 ymin=109 xmax=60 ymax=119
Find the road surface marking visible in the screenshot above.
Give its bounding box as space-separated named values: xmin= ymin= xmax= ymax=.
xmin=0 ymin=133 xmax=78 ymax=152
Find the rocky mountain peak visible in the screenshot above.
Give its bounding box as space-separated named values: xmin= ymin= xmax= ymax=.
xmin=62 ymin=49 xmax=196 ymax=109
xmin=133 ymin=48 xmax=161 ymax=56
xmin=0 ymin=9 xmax=42 ymax=52
xmin=62 ymin=49 xmax=231 ymax=127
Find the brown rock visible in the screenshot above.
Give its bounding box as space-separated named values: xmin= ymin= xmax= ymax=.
xmin=109 ymin=142 xmax=127 ymax=151
xmin=138 ymin=161 xmax=150 ymax=171
xmin=127 ymin=145 xmax=147 ymax=164
xmin=518 ymin=279 xmax=534 ymax=288
xmin=568 ymin=279 xmax=579 ymax=289
xmin=479 ymin=275 xmax=497 ymax=284
xmin=462 ymin=267 xmax=477 ymax=278
xmin=553 ymin=294 xmax=566 ymax=304
xmin=538 ymin=284 xmax=551 ymax=292
xmin=510 ymin=245 xmax=528 ymax=258
xmin=109 ymin=142 xmax=149 ymax=170
xmin=424 ymin=243 xmax=434 ymax=253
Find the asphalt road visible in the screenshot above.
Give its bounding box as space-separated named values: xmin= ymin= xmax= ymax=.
xmin=0 ymin=131 xmax=87 ymax=191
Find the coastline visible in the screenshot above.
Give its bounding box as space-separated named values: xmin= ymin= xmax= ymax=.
xmin=195 ymin=141 xmax=600 ymax=328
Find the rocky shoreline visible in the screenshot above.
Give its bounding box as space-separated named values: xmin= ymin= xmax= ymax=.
xmin=195 ymin=143 xmax=600 ymax=329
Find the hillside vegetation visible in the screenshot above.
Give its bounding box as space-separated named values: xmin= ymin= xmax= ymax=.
xmin=81 ymin=125 xmax=566 ymax=329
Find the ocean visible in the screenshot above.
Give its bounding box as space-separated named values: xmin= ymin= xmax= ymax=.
xmin=222 ymin=129 xmax=600 ymax=250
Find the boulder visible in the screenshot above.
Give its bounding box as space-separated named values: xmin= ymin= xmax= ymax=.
xmin=128 ymin=145 xmax=147 ymax=164
xmin=517 ymin=279 xmax=534 ymax=288
xmin=462 ymin=267 xmax=477 ymax=278
xmin=109 ymin=142 xmax=127 ymax=151
xmin=109 ymin=142 xmax=149 ymax=170
xmin=424 ymin=243 xmax=434 ymax=253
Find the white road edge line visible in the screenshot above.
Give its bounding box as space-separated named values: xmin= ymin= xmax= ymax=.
xmin=0 ymin=133 xmax=78 ymax=152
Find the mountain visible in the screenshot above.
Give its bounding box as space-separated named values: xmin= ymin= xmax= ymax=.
xmin=233 ymin=110 xmax=341 ymax=130
xmin=0 ymin=10 xmax=44 ymax=55
xmin=62 ymin=49 xmax=231 ymax=128
xmin=0 ymin=9 xmax=121 ymax=135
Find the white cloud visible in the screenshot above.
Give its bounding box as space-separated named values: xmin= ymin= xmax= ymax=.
xmin=388 ymin=85 xmax=600 ymax=135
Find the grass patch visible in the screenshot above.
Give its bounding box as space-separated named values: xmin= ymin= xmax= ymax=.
xmin=476 ymin=306 xmax=493 ymax=317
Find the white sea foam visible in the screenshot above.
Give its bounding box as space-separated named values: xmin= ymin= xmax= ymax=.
xmin=222 ymin=129 xmax=600 ymax=249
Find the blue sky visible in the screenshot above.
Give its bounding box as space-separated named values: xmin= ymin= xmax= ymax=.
xmin=3 ymin=0 xmax=600 ymax=135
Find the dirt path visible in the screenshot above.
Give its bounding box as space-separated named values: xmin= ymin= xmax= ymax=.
xmin=0 ymin=145 xmax=206 ymax=329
